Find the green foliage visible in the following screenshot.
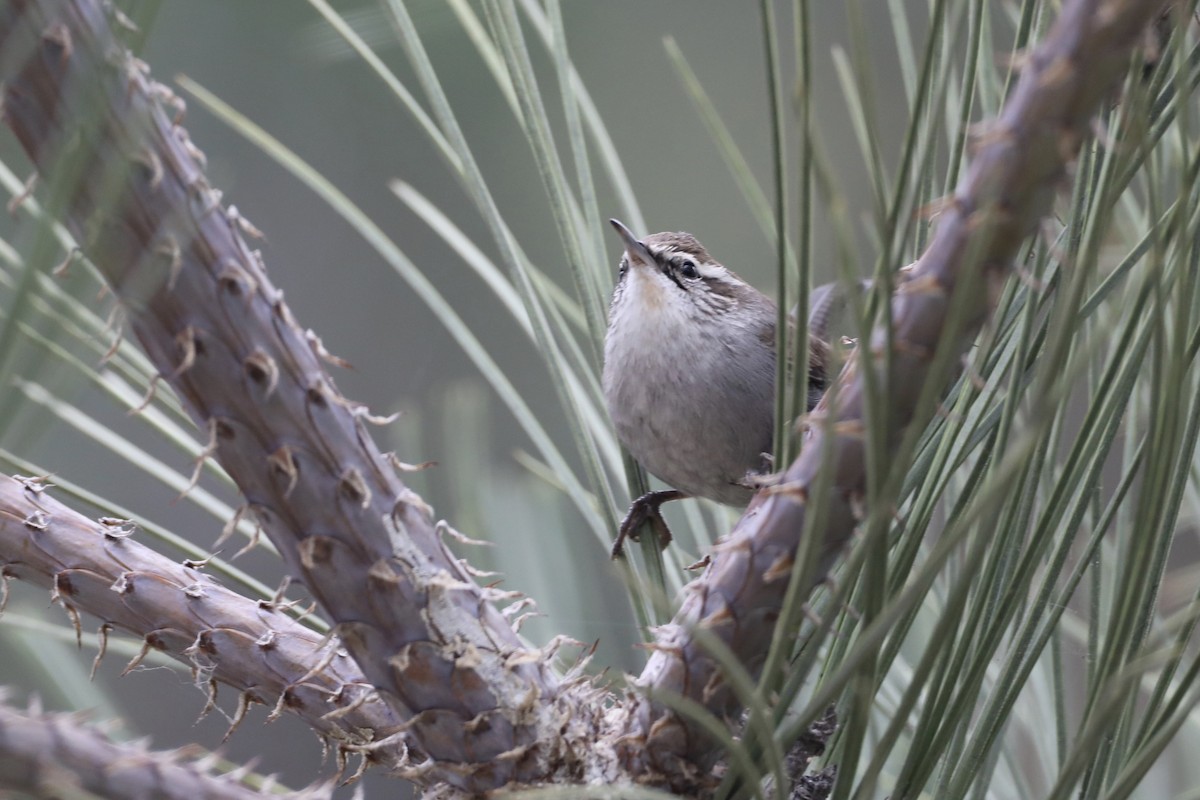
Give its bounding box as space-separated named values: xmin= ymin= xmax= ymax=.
xmin=1 ymin=1 xmax=1199 ymax=798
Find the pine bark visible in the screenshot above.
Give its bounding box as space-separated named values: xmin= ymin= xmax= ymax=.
xmin=0 ymin=0 xmax=589 ymax=793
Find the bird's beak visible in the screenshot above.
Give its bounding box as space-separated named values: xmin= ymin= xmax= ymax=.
xmin=609 ymin=218 xmax=655 ymax=269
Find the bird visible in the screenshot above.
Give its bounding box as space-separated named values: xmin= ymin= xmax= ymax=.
xmin=602 ymin=218 xmax=831 ymax=558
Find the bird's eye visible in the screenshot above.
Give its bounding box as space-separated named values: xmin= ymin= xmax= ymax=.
xmin=680 ymin=260 xmax=699 ymax=279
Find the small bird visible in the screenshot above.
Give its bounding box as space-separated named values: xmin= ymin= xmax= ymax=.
xmin=602 ymin=219 xmax=830 ymax=558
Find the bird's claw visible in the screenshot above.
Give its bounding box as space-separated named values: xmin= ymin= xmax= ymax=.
xmin=610 ymin=489 xmax=686 ymax=559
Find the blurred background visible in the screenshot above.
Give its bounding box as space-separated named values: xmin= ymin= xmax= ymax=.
xmin=0 ymin=0 xmax=916 ymax=795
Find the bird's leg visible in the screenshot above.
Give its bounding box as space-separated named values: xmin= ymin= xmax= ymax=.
xmin=611 ymin=489 xmax=687 ymax=559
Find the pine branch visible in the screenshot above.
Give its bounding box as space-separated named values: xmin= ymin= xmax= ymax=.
xmin=0 ymin=0 xmax=1176 ymax=795
xmin=617 ymin=0 xmax=1170 ymax=787
xmin=0 ymin=692 xmax=324 ymax=799
xmin=0 ymin=473 xmax=405 ymax=770
xmin=0 ymin=1 xmax=591 ymax=793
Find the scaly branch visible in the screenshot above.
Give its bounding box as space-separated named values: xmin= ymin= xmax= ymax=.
xmin=0 ymin=692 xmax=310 ymax=799
xmin=0 ymin=1 xmax=591 ymax=793
xmin=0 ymin=0 xmax=1173 ymax=795
xmin=0 ymin=473 xmax=405 ymax=773
xmin=617 ymin=0 xmax=1169 ymax=787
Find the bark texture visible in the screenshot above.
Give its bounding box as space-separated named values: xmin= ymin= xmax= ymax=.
xmin=0 ymin=0 xmax=592 ymax=794
xmin=0 ymin=694 xmax=309 ymax=800
xmin=0 ymin=473 xmax=404 ymax=768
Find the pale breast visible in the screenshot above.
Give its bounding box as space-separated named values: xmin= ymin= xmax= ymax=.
xmin=602 ymin=309 xmax=775 ymax=506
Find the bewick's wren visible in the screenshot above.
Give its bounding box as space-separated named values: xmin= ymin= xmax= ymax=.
xmin=603 ymin=219 xmax=830 ymax=558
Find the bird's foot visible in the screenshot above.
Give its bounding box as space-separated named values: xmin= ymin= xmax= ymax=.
xmin=739 ymin=454 xmax=783 ymax=491
xmin=740 ymin=470 xmax=783 ymax=491
xmin=611 ymin=489 xmax=686 ymax=559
